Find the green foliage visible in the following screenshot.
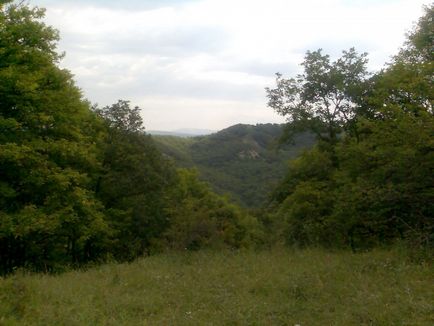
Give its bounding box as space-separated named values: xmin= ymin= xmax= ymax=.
xmin=269 ymin=146 xmax=334 ymax=205
xmin=1 ymin=0 xmax=432 ymax=274
xmin=270 ymin=147 xmax=339 ymax=247
xmin=95 ymin=100 xmax=145 ymax=133
xmin=94 ymin=101 xmax=177 ymax=260
xmin=0 ymin=2 xmax=264 ymax=273
xmin=0 ymin=2 xmax=109 ymax=272
xmin=333 ymin=108 xmax=433 ymax=247
xmin=151 ymin=135 xmax=195 ymax=167
xmin=268 ymin=6 xmax=433 ymax=252
xmin=161 ymin=169 xmax=263 ymax=250
xmin=266 ymin=48 xmax=369 ymax=143
xmin=153 ymin=124 xmax=315 ymax=207
xmin=332 ymin=5 xmax=433 ymax=251
xmin=398 ymin=4 xmax=433 ymax=64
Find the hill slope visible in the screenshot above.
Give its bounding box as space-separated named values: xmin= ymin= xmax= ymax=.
xmin=153 ymin=124 xmax=315 ymax=207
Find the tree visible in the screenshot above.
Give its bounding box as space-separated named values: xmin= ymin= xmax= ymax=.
xmin=94 ymin=100 xmax=145 ymax=133
xmin=267 ymin=146 xmax=338 ymax=247
xmin=162 ymin=169 xmax=263 ymax=250
xmin=332 ymin=4 xmax=433 ymax=251
xmin=95 ymin=100 xmax=176 ymax=260
xmin=333 ymin=108 xmax=433 ymax=250
xmin=0 ymin=2 xmax=109 ymax=272
xmin=398 ymin=4 xmax=433 ymax=65
xmin=266 ymin=5 xmax=433 ymax=252
xmin=266 ymin=48 xmax=369 ymax=143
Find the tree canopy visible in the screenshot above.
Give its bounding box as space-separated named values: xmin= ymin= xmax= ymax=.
xmin=0 ymin=2 xmax=108 ymax=271
xmin=0 ymin=2 xmax=260 ymax=273
xmin=267 ymin=4 xmax=433 ymax=254
xmin=266 ymin=48 xmax=369 ymax=143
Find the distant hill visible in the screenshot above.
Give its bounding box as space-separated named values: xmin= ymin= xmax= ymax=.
xmin=152 ymin=123 xmax=315 ymax=207
xmin=148 ymin=128 xmax=216 ymax=137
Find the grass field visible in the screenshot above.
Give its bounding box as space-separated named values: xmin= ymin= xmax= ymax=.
xmin=0 ymin=248 xmax=433 ymax=325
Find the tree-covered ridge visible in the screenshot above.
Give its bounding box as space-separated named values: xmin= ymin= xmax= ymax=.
xmin=153 ymin=123 xmax=315 ymax=207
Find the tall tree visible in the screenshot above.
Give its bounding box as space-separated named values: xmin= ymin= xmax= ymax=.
xmin=95 ymin=101 xmax=176 ymax=259
xmin=95 ymin=100 xmax=145 ymax=133
xmin=333 ymin=4 xmax=433 ymax=250
xmin=266 ymin=48 xmax=369 ymax=143
xmin=0 ymin=2 xmax=108 ymax=272
xmin=267 ymin=5 xmax=433 ymax=251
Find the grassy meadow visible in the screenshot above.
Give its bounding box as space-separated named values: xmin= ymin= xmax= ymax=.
xmin=0 ymin=249 xmax=433 ymax=325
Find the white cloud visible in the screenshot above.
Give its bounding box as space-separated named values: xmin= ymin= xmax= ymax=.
xmin=31 ymin=0 xmax=430 ymax=130
xmin=139 ymin=96 xmax=286 ymax=131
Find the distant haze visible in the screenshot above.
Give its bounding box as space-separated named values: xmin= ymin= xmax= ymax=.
xmin=148 ymin=128 xmax=216 ymax=137
xmin=33 ymin=0 xmax=430 ymax=130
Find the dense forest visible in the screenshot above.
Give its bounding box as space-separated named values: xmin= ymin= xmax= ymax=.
xmin=0 ymin=0 xmax=432 ymax=275
xmin=0 ymin=1 xmax=262 ymax=273
xmin=264 ymin=7 xmax=433 ymax=252
xmin=153 ymin=124 xmax=315 ymax=207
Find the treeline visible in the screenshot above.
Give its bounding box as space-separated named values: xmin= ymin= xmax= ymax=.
xmin=265 ymin=5 xmax=433 ymax=254
xmin=0 ymin=1 xmax=432 ymax=274
xmin=0 ymin=2 xmax=260 ymax=274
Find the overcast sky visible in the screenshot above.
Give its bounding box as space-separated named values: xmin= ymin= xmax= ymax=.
xmin=32 ymin=0 xmax=429 ymax=131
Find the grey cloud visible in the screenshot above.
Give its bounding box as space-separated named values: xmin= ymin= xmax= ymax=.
xmin=106 ymin=26 xmax=228 ymax=57
xmin=219 ymin=59 xmax=300 ymax=78
xmin=71 ymin=62 xmax=268 ymax=106
xmin=59 ymin=26 xmax=228 ymax=58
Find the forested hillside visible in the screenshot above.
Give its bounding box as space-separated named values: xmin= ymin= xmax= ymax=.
xmin=153 ymin=124 xmax=315 ymax=207
xmin=0 ymin=0 xmax=432 ymax=277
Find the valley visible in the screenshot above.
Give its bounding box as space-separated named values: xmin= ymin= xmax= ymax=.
xmin=153 ymin=124 xmax=315 ymax=207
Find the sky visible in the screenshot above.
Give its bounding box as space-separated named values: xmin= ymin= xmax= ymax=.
xmin=31 ymin=0 xmax=429 ymax=131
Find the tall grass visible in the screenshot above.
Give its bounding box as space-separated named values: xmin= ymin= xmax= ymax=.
xmin=1 ymin=248 xmax=432 ymax=325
